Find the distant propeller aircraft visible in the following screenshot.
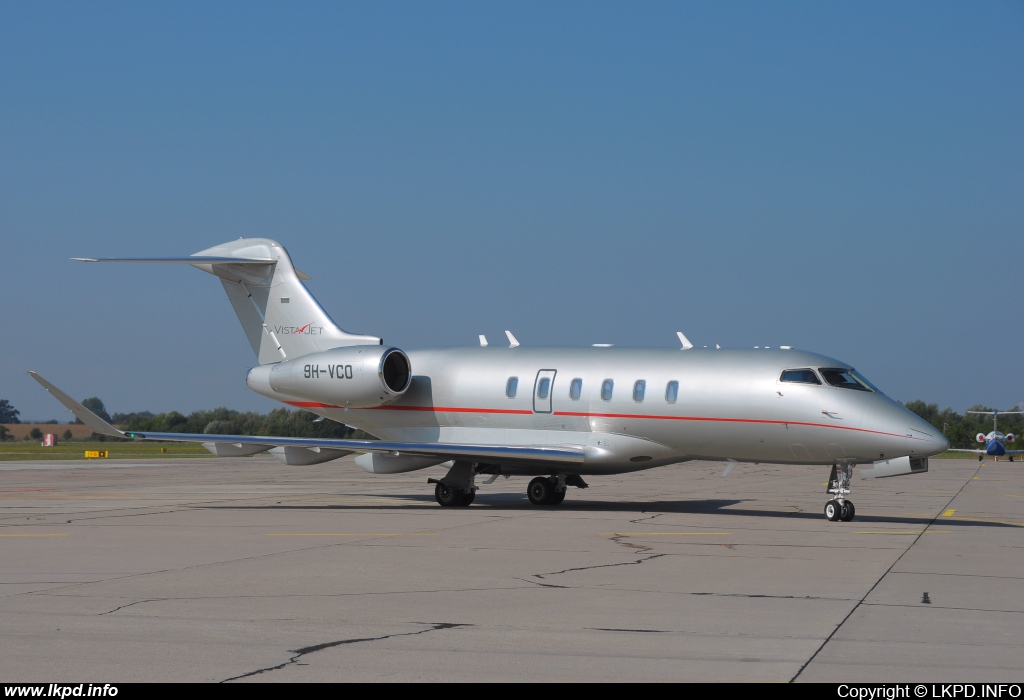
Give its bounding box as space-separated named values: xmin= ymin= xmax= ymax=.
xmin=948 ymin=410 xmax=1022 ymax=462
xmin=30 ymin=238 xmax=948 ymax=521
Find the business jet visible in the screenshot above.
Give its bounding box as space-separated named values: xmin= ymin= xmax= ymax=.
xmin=948 ymin=410 xmax=1022 ymax=462
xmin=29 ymin=238 xmax=948 ymax=521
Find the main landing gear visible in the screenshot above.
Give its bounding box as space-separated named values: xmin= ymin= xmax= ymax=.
xmin=527 ymin=475 xmax=588 ymax=506
xmin=824 ymin=462 xmax=856 ymax=522
xmin=428 ymin=461 xmax=589 ymax=507
xmin=528 ymin=476 xmax=565 ymax=505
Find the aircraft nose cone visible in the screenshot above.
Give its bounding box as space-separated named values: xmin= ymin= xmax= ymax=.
xmin=908 ymin=419 xmax=949 ymax=457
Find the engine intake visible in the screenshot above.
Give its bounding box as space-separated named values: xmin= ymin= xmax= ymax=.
xmin=247 ymin=345 xmax=412 ymax=408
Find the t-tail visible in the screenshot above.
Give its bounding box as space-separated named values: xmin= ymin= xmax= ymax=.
xmin=75 ymin=238 xmax=381 ymax=363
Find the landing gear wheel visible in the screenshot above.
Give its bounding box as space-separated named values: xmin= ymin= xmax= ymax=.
xmin=840 ymin=500 xmax=855 ymax=522
xmin=435 ymin=483 xmax=474 ymax=507
xmin=824 ymin=500 xmax=842 ymax=521
xmin=528 ymin=477 xmax=558 ymax=505
xmin=550 ymin=489 xmax=566 ymax=505
xmin=435 ymin=482 xmax=459 ymax=507
xmin=979 ymin=455 xmax=983 ymax=461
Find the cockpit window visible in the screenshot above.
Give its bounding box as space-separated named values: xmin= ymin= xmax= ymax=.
xmin=819 ymin=368 xmax=877 ymax=392
xmin=780 ymin=368 xmax=821 ymax=385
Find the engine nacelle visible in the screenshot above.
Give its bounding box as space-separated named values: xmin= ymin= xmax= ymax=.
xmin=977 ymin=433 xmax=987 ymax=443
xmin=247 ymin=345 xmax=412 ymax=408
xmin=1006 ymin=433 xmax=1015 ymax=444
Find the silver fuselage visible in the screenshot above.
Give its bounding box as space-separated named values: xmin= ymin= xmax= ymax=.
xmin=259 ymin=346 xmax=947 ymax=475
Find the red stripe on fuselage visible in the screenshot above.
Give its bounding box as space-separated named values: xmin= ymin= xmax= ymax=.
xmin=283 ymin=401 xmax=532 ymax=415
xmin=283 ymin=402 xmax=917 ymax=440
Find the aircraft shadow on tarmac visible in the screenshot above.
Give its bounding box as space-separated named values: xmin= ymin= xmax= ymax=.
xmin=205 ymin=495 xmax=1024 ymax=528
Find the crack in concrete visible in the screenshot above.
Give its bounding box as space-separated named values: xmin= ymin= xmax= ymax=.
xmin=515 ymin=577 xmax=568 ymax=589
xmin=99 ymin=599 xmax=158 ymax=615
xmin=609 ymin=535 xmax=653 ymax=554
xmin=220 ymin=622 xmax=468 ymax=682
xmin=628 ymin=513 xmax=661 ymax=525
xmin=690 ymin=592 xmax=833 ymax=601
xmin=534 ymin=553 xmax=666 ymax=580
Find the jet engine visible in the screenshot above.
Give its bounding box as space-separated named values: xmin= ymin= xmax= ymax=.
xmin=977 ymin=433 xmax=987 ymax=443
xmin=247 ymin=346 xmax=412 ymax=408
xmin=1006 ymin=433 xmax=1015 ymax=444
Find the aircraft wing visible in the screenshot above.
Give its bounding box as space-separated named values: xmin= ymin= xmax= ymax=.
xmin=946 ymin=448 xmax=1024 ymax=456
xmin=28 ymin=372 xmax=584 ymax=466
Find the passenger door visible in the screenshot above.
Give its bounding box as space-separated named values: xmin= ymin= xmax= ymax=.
xmin=533 ymin=370 xmax=557 ymax=414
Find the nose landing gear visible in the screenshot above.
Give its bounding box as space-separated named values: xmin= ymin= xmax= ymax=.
xmin=824 ymin=463 xmax=856 ymax=522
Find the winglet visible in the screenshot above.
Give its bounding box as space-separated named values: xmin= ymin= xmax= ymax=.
xmin=505 ymin=330 xmax=520 ymax=348
xmin=26 ymin=372 xmax=126 ymax=439
xmin=676 ymin=331 xmax=694 ymax=350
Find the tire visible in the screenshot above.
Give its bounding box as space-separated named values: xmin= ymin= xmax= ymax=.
xmin=435 ymin=482 xmax=460 ymax=507
xmin=840 ymin=501 xmax=855 ymax=522
xmin=549 ymin=489 xmax=566 ymax=505
xmin=528 ymin=477 xmax=554 ymax=505
xmin=456 ymin=489 xmax=476 ymax=507
xmin=824 ymin=500 xmax=841 ymax=521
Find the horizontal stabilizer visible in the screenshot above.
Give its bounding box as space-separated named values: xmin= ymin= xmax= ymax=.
xmin=74 ymin=256 xmax=312 ymax=280
xmin=72 ymin=256 xmax=275 ymax=264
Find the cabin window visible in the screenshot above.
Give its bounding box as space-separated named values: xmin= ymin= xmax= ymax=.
xmin=569 ymin=378 xmax=582 ymax=400
xmin=601 ymin=379 xmax=614 ymax=401
xmin=665 ymin=381 xmax=679 ymax=403
xmin=633 ymin=380 xmax=646 ymax=402
xmin=506 ymin=377 xmax=518 ymax=398
xmin=537 ymin=377 xmax=551 ymax=400
xmin=819 ymin=368 xmax=876 ymax=392
xmin=780 ymin=368 xmax=821 ymax=385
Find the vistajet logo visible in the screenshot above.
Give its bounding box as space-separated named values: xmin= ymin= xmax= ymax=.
xmin=274 ymin=323 xmax=323 ymax=336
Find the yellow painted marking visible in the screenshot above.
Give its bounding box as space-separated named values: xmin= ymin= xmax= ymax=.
xmin=939 ymin=515 xmax=1024 ymax=527
xmin=266 ymin=532 xmax=437 ymax=537
xmin=854 ymin=530 xmax=951 ymax=535
xmin=0 ymin=533 xmax=67 ymax=537
xmin=942 ymin=509 xmax=956 ymax=517
xmin=973 ymin=476 xmax=979 ymax=479
xmin=601 ymin=532 xmax=731 ymax=536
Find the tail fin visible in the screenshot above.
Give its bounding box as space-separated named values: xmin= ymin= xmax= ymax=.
xmin=76 ymin=238 xmax=380 ymax=363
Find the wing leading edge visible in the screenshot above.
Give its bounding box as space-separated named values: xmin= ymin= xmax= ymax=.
xmin=27 ymin=372 xmax=584 ymax=466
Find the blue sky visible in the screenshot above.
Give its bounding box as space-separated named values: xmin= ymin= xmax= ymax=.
xmin=2 ymin=1 xmax=1021 ymax=421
